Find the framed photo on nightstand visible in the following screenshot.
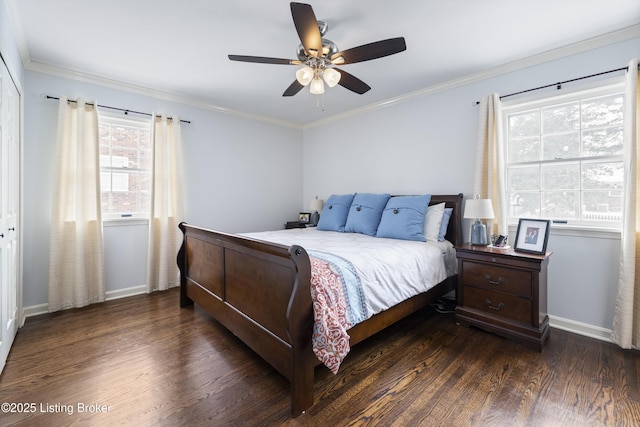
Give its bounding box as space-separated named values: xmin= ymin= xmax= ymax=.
xmin=298 ymin=212 xmax=311 ymax=223
xmin=514 ymin=218 xmax=550 ymax=254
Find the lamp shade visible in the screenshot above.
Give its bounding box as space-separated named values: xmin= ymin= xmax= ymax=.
xmin=463 ymin=198 xmax=495 ymax=219
xmin=309 ymin=198 xmax=324 ymax=212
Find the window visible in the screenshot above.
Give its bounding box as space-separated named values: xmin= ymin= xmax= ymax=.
xmin=503 ymin=81 xmax=625 ymax=228
xmin=99 ymin=113 xmax=152 ymax=219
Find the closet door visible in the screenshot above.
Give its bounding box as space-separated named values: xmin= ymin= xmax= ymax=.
xmin=0 ymin=57 xmax=20 ymax=373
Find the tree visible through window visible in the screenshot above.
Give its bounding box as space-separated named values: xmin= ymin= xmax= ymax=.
xmin=504 ymin=83 xmax=625 ymax=227
xmin=99 ymin=114 xmax=152 ymax=219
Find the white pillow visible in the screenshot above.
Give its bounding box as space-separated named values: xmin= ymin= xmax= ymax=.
xmin=424 ymin=202 xmax=445 ymax=242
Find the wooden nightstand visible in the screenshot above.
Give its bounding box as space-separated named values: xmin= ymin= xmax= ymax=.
xmin=456 ymin=243 xmax=551 ymax=351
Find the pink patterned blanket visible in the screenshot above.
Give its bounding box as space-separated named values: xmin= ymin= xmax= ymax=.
xmin=309 ymin=256 xmax=353 ymax=374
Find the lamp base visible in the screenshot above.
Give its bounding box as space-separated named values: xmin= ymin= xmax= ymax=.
xmin=470 ymin=220 xmax=488 ymax=245
xmin=310 ymin=211 xmax=320 ymax=226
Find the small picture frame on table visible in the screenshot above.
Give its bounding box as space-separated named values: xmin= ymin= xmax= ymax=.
xmin=514 ymin=218 xmax=550 ymax=254
xmin=298 ymin=212 xmax=311 ymax=223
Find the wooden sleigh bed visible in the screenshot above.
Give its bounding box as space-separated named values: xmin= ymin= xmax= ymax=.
xmin=177 ymin=193 xmax=463 ymax=416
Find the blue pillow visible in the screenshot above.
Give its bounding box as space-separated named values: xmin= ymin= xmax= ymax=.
xmin=344 ymin=193 xmax=391 ymax=236
xmin=438 ymin=207 xmax=453 ymax=241
xmin=316 ymin=194 xmax=355 ymax=232
xmin=377 ymin=195 xmax=431 ymax=241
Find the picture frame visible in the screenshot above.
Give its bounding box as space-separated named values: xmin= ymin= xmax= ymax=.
xmin=514 ymin=218 xmax=550 ymax=254
xmin=298 ymin=212 xmax=311 ymax=223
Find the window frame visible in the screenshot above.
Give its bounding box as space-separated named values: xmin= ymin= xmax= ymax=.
xmin=98 ymin=112 xmax=152 ymax=222
xmin=501 ymin=77 xmax=626 ymax=232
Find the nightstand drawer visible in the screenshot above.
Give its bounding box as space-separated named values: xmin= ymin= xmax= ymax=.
xmin=461 ymin=261 xmax=532 ymax=296
xmin=463 ymin=286 xmax=532 ymax=325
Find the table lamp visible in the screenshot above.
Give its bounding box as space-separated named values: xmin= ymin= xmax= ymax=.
xmin=309 ymin=197 xmax=324 ymax=226
xmin=463 ymin=197 xmax=494 ymax=245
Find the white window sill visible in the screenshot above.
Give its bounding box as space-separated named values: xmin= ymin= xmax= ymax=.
xmin=508 ymin=223 xmax=621 ymax=240
xmin=103 ymin=217 xmax=149 ymax=227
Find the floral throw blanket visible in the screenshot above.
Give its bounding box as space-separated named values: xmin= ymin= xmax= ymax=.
xmin=308 ymin=251 xmax=368 ymax=374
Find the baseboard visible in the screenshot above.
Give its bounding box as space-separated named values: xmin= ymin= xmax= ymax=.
xmin=22 ymin=285 xmax=147 ymax=320
xmin=549 ymin=315 xmax=613 ymax=343
xmin=105 ymin=285 xmax=147 ymax=301
xmin=22 ymin=303 xmax=49 ymax=319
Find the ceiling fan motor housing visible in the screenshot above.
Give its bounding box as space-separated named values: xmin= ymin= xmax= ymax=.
xmin=296 ymin=21 xmax=338 ymax=61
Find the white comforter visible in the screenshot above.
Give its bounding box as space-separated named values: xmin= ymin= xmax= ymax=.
xmin=242 ymin=228 xmax=457 ymax=320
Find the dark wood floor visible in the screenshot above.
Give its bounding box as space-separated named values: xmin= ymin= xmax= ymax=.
xmin=1 ymin=288 xmax=639 ymax=426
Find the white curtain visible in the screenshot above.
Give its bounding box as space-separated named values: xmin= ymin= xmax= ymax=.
xmin=613 ymin=58 xmax=640 ymax=349
xmin=146 ymin=114 xmax=184 ymax=292
xmin=473 ymin=94 xmax=507 ymax=236
xmin=48 ymin=97 xmax=105 ymax=311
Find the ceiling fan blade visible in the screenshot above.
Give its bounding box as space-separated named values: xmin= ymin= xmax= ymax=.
xmin=290 ymin=2 xmax=322 ymax=58
xmin=334 ymin=68 xmax=371 ymax=94
xmin=228 ymin=55 xmax=301 ymax=65
xmin=283 ymin=80 xmax=305 ymax=97
xmin=331 ymin=37 xmax=407 ymax=65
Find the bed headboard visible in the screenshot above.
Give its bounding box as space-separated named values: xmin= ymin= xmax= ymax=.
xmin=428 ymin=193 xmax=463 ymax=247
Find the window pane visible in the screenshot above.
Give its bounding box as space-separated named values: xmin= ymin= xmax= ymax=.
xmin=509 ymin=136 xmax=540 ymax=163
xmin=509 ymin=110 xmax=540 ymax=137
xmin=542 ymin=190 xmax=579 ymax=219
xmin=508 ymin=166 xmax=539 ymax=191
xmin=100 ymin=172 xmax=111 ymax=192
xmin=582 ymin=95 xmax=624 ymax=128
xmin=542 ymin=132 xmax=579 ymax=160
xmin=542 ymin=102 xmax=579 ymax=133
xmin=582 ymin=190 xmax=622 ymax=222
xmin=507 ymin=192 xmax=540 ymax=218
xmin=582 ymin=161 xmax=623 ymax=190
xmin=541 ymin=163 xmax=579 ymax=190
xmin=112 ymin=172 xmax=129 ymax=192
xmin=582 ymin=126 xmax=623 ymax=156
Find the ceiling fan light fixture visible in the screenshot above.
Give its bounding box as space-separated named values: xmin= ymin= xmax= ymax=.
xmin=310 ymin=77 xmax=325 ymax=95
xmin=228 ymin=4 xmax=406 ymax=100
xmin=323 ymin=68 xmax=341 ymax=87
xmin=295 ymin=66 xmax=314 ymax=86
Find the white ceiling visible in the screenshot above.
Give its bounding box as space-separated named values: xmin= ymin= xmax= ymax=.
xmin=6 ymin=0 xmax=640 ymax=126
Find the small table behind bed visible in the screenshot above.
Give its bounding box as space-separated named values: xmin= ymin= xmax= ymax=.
xmin=177 ymin=193 xmax=463 ymax=416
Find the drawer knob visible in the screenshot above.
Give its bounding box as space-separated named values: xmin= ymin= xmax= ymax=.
xmin=485 ymin=299 xmax=505 ymax=311
xmin=485 ymin=274 xmax=504 ymax=286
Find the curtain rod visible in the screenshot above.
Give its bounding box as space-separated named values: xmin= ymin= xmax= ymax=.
xmin=475 ymin=65 xmax=630 ymax=105
xmin=45 ymin=95 xmax=191 ymax=124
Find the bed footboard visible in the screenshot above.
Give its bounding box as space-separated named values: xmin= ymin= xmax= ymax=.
xmin=177 ymin=223 xmax=315 ymax=415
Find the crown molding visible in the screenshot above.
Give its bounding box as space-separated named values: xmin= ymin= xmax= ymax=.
xmin=24 ymin=60 xmax=303 ymax=130
xmin=303 ymin=24 xmax=640 ymax=129
xmin=13 ymin=12 xmax=639 ymax=131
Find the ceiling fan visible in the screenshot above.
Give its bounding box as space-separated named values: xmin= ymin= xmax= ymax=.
xmin=228 ymin=2 xmax=407 ymax=97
